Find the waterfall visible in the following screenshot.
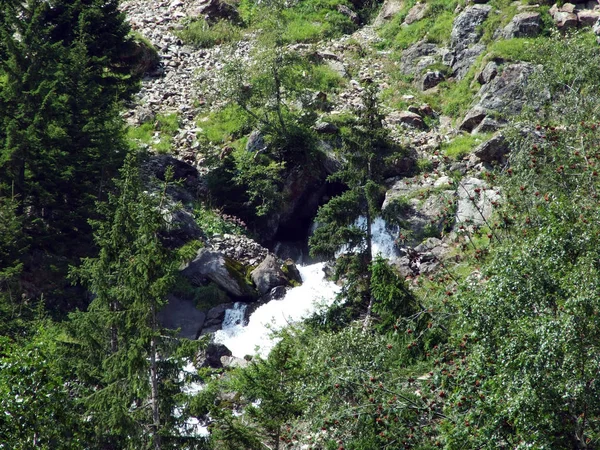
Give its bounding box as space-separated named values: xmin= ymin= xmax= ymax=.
xmin=335 ymin=216 xmax=399 ymax=260
xmin=221 ymin=302 xmax=247 ymax=329
xmin=213 ymin=263 xmax=339 ymax=359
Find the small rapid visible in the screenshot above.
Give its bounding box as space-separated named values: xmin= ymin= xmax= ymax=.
xmin=213 ymin=263 xmax=340 ymax=359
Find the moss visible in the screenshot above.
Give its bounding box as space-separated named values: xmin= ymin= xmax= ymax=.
xmin=441 ymin=133 xmax=491 ymax=159
xmin=223 ymin=256 xmax=258 ymax=299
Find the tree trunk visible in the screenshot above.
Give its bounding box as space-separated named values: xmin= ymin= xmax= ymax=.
xmin=362 ymin=188 xmax=374 ymax=333
xmin=150 ymin=304 xmax=161 ymax=450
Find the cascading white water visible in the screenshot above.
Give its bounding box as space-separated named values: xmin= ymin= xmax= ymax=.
xmin=335 ymin=216 xmax=399 ymax=260
xmin=213 ymin=263 xmax=340 ymax=359
xmin=221 ymin=302 xmax=247 ymax=328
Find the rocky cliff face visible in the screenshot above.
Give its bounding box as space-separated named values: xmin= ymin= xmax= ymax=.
xmin=124 ymin=0 xmax=600 ymax=336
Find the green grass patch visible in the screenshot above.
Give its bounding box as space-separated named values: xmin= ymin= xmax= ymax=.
xmin=177 ymin=19 xmax=242 ymax=48
xmin=128 ymin=113 xmax=180 ymax=154
xmin=308 ymin=64 xmax=346 ymax=92
xmin=197 ymin=104 xmax=251 ymax=145
xmin=486 ymin=38 xmax=537 ymax=61
xmin=441 ymin=133 xmax=491 ymax=159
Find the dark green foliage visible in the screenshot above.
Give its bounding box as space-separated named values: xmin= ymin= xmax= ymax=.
xmin=68 ymin=152 xmax=197 ymax=448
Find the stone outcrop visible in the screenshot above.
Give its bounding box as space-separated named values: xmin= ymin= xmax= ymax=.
xmin=181 ymin=248 xmax=257 ymax=299
xmin=250 ymin=255 xmax=290 ymax=296
xmin=450 ymin=5 xmax=492 ymax=78
xmin=158 ymin=294 xmax=206 ymax=340
xmin=503 ymin=12 xmax=541 ymax=38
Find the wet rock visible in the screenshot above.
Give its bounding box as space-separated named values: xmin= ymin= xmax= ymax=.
xmin=200 ymin=303 xmax=234 ymax=335
xmin=158 ymin=294 xmax=206 ymax=340
xmin=282 ymin=258 xmax=303 ymax=285
xmin=197 ymin=341 xmax=232 ymax=368
xmin=251 ymin=255 xmax=289 ymax=295
xmin=421 ymin=70 xmax=445 ymax=90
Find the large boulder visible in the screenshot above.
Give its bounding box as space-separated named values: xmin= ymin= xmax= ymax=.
xmin=190 ymin=0 xmax=239 ymax=23
xmin=461 ymin=63 xmax=536 ymax=130
xmin=421 ymin=70 xmax=445 ymax=90
xmin=399 ymin=41 xmax=441 ymax=76
xmin=450 ymin=5 xmax=492 ymax=78
xmin=374 ymin=0 xmax=403 ymax=26
xmin=250 ymin=255 xmax=289 ymax=295
xmin=451 ymin=5 xmax=492 ymax=51
xmin=503 ymin=12 xmax=541 ymax=38
xmin=181 ymin=248 xmax=257 ymax=299
xmin=472 ymin=134 xmax=511 ymax=164
xmin=158 ymin=295 xmax=206 ymax=340
xmin=196 ymin=342 xmax=232 ymax=368
xmin=250 ymin=255 xmax=302 ymax=295
xmin=405 ymin=3 xmax=428 ymax=24
xmin=455 ymin=177 xmax=500 ymax=225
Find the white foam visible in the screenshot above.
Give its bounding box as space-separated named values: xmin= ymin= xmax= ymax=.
xmin=213 ymin=263 xmax=339 ymax=359
xmin=335 ymin=216 xmax=398 ymax=260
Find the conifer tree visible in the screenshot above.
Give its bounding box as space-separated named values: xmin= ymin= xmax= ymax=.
xmin=68 ymin=153 xmax=191 ymax=449
xmin=0 ymin=0 xmax=138 ymax=245
xmin=309 ymin=83 xmax=402 ymax=329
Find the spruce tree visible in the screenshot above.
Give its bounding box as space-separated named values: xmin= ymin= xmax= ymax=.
xmin=0 ymin=0 xmax=138 ymax=245
xmin=309 ymin=83 xmax=404 ymax=329
xmin=68 ymin=153 xmax=192 ymax=449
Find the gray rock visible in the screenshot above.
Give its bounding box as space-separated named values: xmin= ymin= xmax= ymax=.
xmin=421 ymin=70 xmax=445 ymax=90
xmin=594 ymin=18 xmax=600 ymax=35
xmin=314 ymin=121 xmax=339 ymax=134
xmin=550 ymin=8 xmax=578 ymax=29
xmin=191 ymin=0 xmax=239 ymax=23
xmin=389 ymin=111 xmax=427 ymax=129
xmin=455 ymin=177 xmax=500 ymax=225
xmin=450 ymin=5 xmax=491 ymax=78
xmin=250 ymin=255 xmax=288 ymax=295
xmin=473 ymin=116 xmax=505 ymax=133
xmin=197 ymin=342 xmax=232 ymax=368
xmin=163 ymin=208 xmax=204 ymax=248
xmin=246 ymin=130 xmax=266 ymax=153
xmin=374 ymin=0 xmax=403 ymax=26
xmin=459 ymin=107 xmax=487 ymax=132
xmin=220 ymin=355 xmax=249 ymax=368
xmin=476 ymin=62 xmax=535 ymax=115
xmin=399 ymin=41 xmax=440 ymax=76
xmin=473 ymin=134 xmax=510 ymax=163
xmin=405 ymin=3 xmax=428 ymax=24
xmin=451 ymin=5 xmax=492 ymax=52
xmin=453 ymin=43 xmax=487 ymax=80
xmin=181 ymin=249 xmax=256 ymax=298
xmin=503 ymin=12 xmax=541 ymax=38
xmin=477 ymin=61 xmax=499 ymax=85
xmin=158 ymin=294 xmax=206 ymax=340
xmin=201 ymin=303 xmax=234 ymax=335
xmin=337 ymin=4 xmax=360 ymax=24
xmin=578 ymin=10 xmax=600 ymax=26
